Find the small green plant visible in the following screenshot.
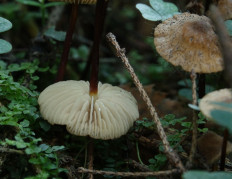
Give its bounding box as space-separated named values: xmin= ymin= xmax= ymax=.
xmin=0 ymin=60 xmax=66 ymax=178
xmin=135 ymin=113 xmax=207 ymax=171
xmin=136 ymin=0 xmax=179 ymax=22
xmin=16 ymin=0 xmax=64 ymax=29
xmin=0 ymin=17 xmax=12 ymax=54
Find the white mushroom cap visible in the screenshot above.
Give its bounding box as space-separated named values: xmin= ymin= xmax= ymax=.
xmin=38 ymin=80 xmax=139 ymax=140
xmin=199 ymin=88 xmax=232 ymax=119
xmin=154 ymin=13 xmax=223 ymax=73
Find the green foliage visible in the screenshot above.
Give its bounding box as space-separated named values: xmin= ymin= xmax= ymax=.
xmin=210 ymin=102 xmax=232 ymax=134
xmin=178 ymin=79 xmax=215 ymax=101
xmin=136 ymin=0 xmax=179 ymax=21
xmin=16 ymin=0 xmax=64 ymax=28
xmin=225 ymin=20 xmax=232 ymax=36
xmin=183 ymin=171 xmax=232 ymax=179
xmin=0 ymin=17 xmax=12 ymax=54
xmin=44 ymin=26 xmax=66 ymax=42
xmin=148 ymin=154 xmax=167 ymax=171
xmin=135 ymin=113 xmax=207 ymax=171
xmin=0 ymin=60 xmax=66 ymax=178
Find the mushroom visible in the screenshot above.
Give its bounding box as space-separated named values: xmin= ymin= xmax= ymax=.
xmin=38 ymin=80 xmax=139 ymax=140
xmin=154 ymin=12 xmax=223 ymax=74
xmin=217 ymin=0 xmax=232 ymax=20
xmin=154 ymin=12 xmax=224 ymax=166
xmin=199 ymin=88 xmax=232 ymax=119
xmin=199 ymin=88 xmax=232 ymax=170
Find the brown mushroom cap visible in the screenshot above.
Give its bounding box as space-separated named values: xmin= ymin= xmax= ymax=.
xmin=154 ymin=13 xmax=224 ymax=73
xmin=218 ymin=0 xmax=232 ymax=20
xmin=199 ymin=88 xmax=232 ymax=119
xmin=38 ymin=81 xmax=139 ymax=140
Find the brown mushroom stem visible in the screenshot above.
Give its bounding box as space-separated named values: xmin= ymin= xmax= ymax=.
xmin=88 ymin=138 xmax=94 ymax=179
xmin=56 ymin=3 xmax=79 ymax=82
xmin=220 ymin=128 xmax=229 ymax=171
xmin=188 ymin=70 xmax=198 ymax=167
xmin=89 ymin=0 xmax=108 ymax=95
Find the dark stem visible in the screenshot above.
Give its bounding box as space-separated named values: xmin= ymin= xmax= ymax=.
xmin=85 ymin=0 xmax=108 ymax=92
xmin=220 ymin=128 xmax=229 ymax=171
xmin=88 ymin=138 xmax=94 ymax=179
xmin=198 ymin=74 xmax=205 ymax=99
xmin=56 ymin=4 xmax=78 ymax=82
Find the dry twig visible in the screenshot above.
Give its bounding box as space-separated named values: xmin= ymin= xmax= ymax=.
xmin=0 ymin=147 xmax=24 ymax=155
xmin=209 ymin=5 xmax=232 ymax=88
xmin=78 ymin=167 xmax=181 ymax=177
xmin=106 ymin=32 xmax=185 ymax=172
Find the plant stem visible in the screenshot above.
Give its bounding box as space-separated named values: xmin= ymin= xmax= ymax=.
xmin=198 ymin=74 xmax=205 ymax=99
xmin=106 ymin=33 xmax=185 ymax=172
xmin=188 ymin=70 xmax=198 ymax=167
xmin=56 ymin=4 xmax=78 ymax=82
xmin=89 ymin=0 xmax=108 ymax=95
xmin=78 ymin=167 xmax=181 ymax=177
xmin=88 ymin=138 xmax=94 ymax=179
xmin=136 ymin=141 xmax=144 ymax=165
xmin=220 ymin=128 xmax=229 ymax=171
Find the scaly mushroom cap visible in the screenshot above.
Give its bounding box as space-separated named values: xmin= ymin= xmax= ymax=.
xmin=49 ymin=0 xmax=97 ymax=4
xmin=154 ymin=13 xmax=223 ymax=73
xmin=38 ymin=81 xmax=139 ymax=140
xmin=199 ymin=88 xmax=232 ymax=119
xmin=218 ymin=0 xmax=232 ymax=20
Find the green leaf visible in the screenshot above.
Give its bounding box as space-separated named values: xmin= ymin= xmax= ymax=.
xmin=39 ymin=120 xmax=51 ymax=131
xmin=0 ymin=17 xmax=12 ymax=32
xmin=20 ymin=120 xmax=30 ymax=127
xmin=211 ymin=109 xmax=232 ymax=134
xmin=25 ymin=146 xmax=42 ymax=154
xmin=0 ymin=39 xmax=12 ymax=54
xmin=44 ymin=27 xmax=66 ymax=41
xmin=16 ymin=0 xmax=41 ymax=7
xmin=225 ymin=20 xmax=232 ymax=36
xmin=44 ymin=2 xmax=65 ymax=8
xmin=183 ymin=171 xmax=232 ymax=179
xmin=136 ymin=0 xmax=179 ymax=21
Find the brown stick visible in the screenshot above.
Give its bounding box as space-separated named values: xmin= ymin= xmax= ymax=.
xmin=0 ymin=147 xmax=25 ymax=155
xmin=78 ymin=167 xmax=181 ymax=177
xmin=56 ymin=4 xmax=78 ymax=82
xmin=106 ymin=32 xmax=185 ymax=172
xmin=188 ymin=70 xmax=198 ymax=167
xmin=209 ymin=5 xmax=232 ymax=88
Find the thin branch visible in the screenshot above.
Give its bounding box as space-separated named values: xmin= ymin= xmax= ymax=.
xmin=126 ymin=160 xmax=151 ymax=172
xmin=209 ymin=5 xmax=232 ymax=88
xmin=0 ymin=147 xmax=24 ymax=155
xmin=78 ymin=167 xmax=181 ymax=177
xmin=106 ymin=32 xmax=185 ymax=172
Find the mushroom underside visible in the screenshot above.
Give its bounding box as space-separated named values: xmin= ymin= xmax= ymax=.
xmin=38 ymin=80 xmax=139 ymax=140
